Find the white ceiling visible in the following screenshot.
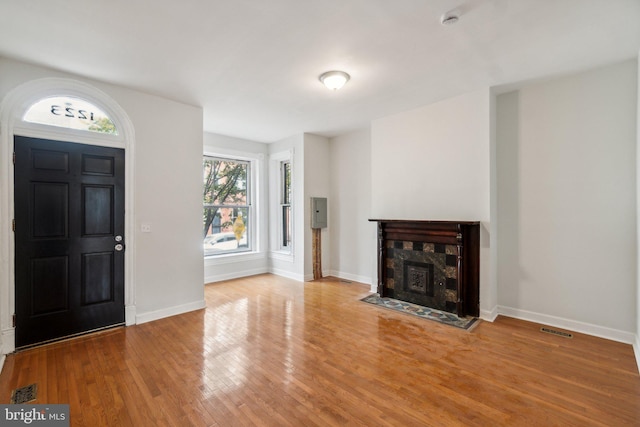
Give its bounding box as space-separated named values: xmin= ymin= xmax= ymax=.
xmin=0 ymin=0 xmax=639 ymax=142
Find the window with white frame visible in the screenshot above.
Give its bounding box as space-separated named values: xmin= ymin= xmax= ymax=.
xmin=203 ymin=156 xmax=251 ymax=256
xmin=280 ymin=160 xmax=292 ymax=250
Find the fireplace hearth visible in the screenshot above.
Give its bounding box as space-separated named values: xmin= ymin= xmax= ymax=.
xmin=369 ymin=220 xmax=480 ymax=318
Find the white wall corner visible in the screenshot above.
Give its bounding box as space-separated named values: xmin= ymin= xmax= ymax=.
xmin=135 ymin=299 xmax=206 ymax=325
xmin=480 ymin=306 xmax=498 ymax=322
xmin=636 ymin=49 xmax=640 ymax=376
xmin=498 ymin=305 xmax=637 ymax=345
xmin=633 ymin=335 xmax=640 ymax=374
xmin=0 ymin=354 xmax=5 ymax=374
xmin=488 ymin=89 xmax=499 ymax=319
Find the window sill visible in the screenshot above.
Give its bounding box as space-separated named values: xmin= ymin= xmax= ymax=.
xmin=205 ymin=251 xmax=266 ymax=265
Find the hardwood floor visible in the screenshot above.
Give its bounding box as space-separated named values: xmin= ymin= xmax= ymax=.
xmin=1 ymin=274 xmax=639 ymax=426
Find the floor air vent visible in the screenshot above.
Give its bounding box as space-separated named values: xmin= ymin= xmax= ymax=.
xmin=540 ymin=327 xmax=573 ymax=338
xmin=10 ymin=383 xmax=37 ymax=404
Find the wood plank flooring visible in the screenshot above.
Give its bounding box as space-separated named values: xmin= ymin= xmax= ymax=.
xmin=1 ymin=274 xmax=639 ymax=426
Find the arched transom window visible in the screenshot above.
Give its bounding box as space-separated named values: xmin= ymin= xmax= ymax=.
xmin=23 ymin=96 xmax=118 ymax=135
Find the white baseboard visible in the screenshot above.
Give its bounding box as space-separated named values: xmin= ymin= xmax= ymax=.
xmin=2 ymin=328 xmax=15 ymax=355
xmin=205 ymin=267 xmax=269 ymax=284
xmin=136 ymin=299 xmax=206 ymax=325
xmin=125 ymin=305 xmax=136 ymax=326
xmin=497 ymin=305 xmax=636 ymax=345
xmin=0 ymin=331 xmax=4 ymax=374
xmin=633 ymin=335 xmax=640 ymax=374
xmin=269 ymin=267 xmax=304 ymax=282
xmin=480 ymin=305 xmax=498 ymax=322
xmin=325 ymin=270 xmax=373 ymax=287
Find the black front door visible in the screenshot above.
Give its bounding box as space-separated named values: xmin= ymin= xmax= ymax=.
xmin=14 ymin=135 xmax=125 ymax=348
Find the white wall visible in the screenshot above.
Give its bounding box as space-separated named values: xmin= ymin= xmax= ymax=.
xmin=0 ymin=57 xmax=205 ymax=331
xmin=497 ymin=60 xmax=638 ymax=340
xmin=371 ymin=89 xmax=493 ymax=316
xmin=303 ymin=134 xmax=331 ymax=280
xmin=203 ymin=132 xmax=269 ymax=283
xmin=328 ymin=128 xmax=376 ymax=286
xmin=371 ymin=89 xmax=491 ymax=221
xmin=130 ymin=88 xmax=204 ymax=321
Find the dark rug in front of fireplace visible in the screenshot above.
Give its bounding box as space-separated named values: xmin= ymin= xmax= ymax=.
xmin=361 ymin=294 xmax=479 ymax=330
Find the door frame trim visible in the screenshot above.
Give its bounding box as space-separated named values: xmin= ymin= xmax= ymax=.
xmin=0 ymin=78 xmax=137 ymax=355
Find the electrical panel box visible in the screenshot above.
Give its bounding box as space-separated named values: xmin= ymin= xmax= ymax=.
xmin=311 ymin=197 xmax=327 ymax=229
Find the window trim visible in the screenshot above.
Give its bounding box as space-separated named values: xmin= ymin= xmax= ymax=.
xmin=280 ymin=160 xmax=292 ymax=250
xmin=269 ymin=150 xmax=294 ymax=260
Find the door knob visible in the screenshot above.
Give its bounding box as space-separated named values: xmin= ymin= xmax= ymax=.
xmin=115 ymin=235 xmax=123 ymax=242
xmin=115 ymin=244 xmax=124 ymax=251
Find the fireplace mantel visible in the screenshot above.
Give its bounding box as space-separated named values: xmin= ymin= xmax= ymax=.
xmin=369 ymin=219 xmax=480 ymax=318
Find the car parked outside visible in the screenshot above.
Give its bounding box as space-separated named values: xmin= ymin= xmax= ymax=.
xmin=203 ymin=232 xmax=248 ymax=256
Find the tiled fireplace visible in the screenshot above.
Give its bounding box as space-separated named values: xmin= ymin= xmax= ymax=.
xmin=370 ymin=220 xmax=480 ymax=318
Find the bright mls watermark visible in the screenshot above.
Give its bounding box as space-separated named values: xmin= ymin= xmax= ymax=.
xmin=0 ymin=405 xmax=69 ymax=426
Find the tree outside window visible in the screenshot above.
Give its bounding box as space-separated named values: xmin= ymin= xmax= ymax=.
xmin=203 ymin=157 xmax=251 ymax=256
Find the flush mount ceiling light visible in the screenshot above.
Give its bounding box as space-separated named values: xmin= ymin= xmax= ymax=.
xmin=319 ymin=70 xmax=350 ymax=90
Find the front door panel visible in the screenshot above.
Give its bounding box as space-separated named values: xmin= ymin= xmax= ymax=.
xmin=14 ymin=136 xmax=125 ymax=348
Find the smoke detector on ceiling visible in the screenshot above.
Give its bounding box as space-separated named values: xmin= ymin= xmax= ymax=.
xmin=440 ymin=12 xmax=459 ymax=26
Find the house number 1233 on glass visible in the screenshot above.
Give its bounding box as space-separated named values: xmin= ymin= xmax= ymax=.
xmin=50 ymin=103 xmax=95 ymax=121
